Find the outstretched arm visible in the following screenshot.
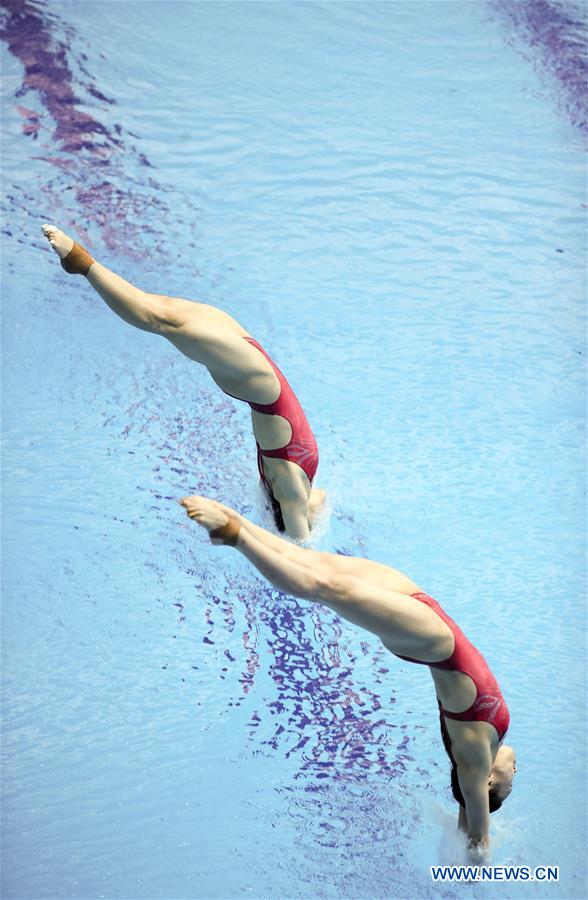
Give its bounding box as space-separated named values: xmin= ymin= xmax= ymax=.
xmin=458 ymin=772 xmax=490 ymax=851
xmin=452 ymin=730 xmax=493 ymax=851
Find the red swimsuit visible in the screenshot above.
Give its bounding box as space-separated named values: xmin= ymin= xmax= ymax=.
xmin=397 ymin=592 xmax=510 ymax=741
xmin=242 ymin=337 xmax=319 ymax=488
xmin=223 ymin=338 xmax=318 ymax=526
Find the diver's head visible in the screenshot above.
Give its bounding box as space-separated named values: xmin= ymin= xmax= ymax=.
xmin=487 ymin=744 xmax=517 ymax=807
xmin=449 ymin=743 xmax=516 ymax=812
xmin=438 ymin=703 xmax=516 ymax=813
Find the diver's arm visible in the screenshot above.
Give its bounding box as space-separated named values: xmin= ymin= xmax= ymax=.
xmin=278 ymin=499 xmax=311 ymax=541
xmin=452 ymin=728 xmax=493 ymax=850
xmin=269 ymin=474 xmax=312 ymax=541
xmin=457 ymin=767 xmax=490 ymax=849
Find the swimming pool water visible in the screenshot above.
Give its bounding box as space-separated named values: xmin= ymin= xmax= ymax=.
xmin=1 ymin=1 xmax=586 ymax=898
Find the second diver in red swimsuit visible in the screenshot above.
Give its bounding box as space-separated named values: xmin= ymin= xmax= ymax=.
xmin=179 ymin=495 xmax=517 ymax=853
xmin=42 ymin=224 xmax=324 ymax=540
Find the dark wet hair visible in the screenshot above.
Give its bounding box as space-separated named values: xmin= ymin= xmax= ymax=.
xmin=449 ymin=761 xmax=504 ymax=813
xmin=439 ymin=709 xmax=504 ymax=814
xmin=267 ymin=491 xmax=285 ymax=532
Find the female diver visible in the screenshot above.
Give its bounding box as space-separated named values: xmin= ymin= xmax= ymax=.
xmin=179 ymin=494 xmax=516 ymax=851
xmin=42 ymin=224 xmax=323 ymax=540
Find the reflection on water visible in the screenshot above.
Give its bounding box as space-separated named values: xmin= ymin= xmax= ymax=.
xmin=0 ymin=0 xmax=198 ymax=263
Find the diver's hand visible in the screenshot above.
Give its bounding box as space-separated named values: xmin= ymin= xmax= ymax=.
xmin=466 ymin=837 xmax=489 ymax=864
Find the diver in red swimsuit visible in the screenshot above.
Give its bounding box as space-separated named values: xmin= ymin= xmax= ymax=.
xmin=180 ymin=495 xmax=517 ymax=853
xmin=222 ymin=337 xmax=319 ymax=533
xmin=42 ymin=225 xmax=324 ymax=539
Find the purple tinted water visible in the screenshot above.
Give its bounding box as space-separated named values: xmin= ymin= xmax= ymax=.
xmin=492 ymin=0 xmax=587 ymax=133
xmin=2 ymin=1 xmax=586 ymax=898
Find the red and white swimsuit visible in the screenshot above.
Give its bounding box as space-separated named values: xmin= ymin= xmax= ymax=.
xmin=241 ymin=337 xmax=318 ymax=489
xmin=396 ymin=592 xmax=510 ymax=741
xmin=222 ymin=337 xmax=318 ymax=528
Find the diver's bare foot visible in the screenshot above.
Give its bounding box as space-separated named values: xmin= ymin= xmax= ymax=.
xmin=42 ymin=224 xmax=74 ymax=258
xmin=206 ymin=497 xmax=245 ymax=525
xmin=42 ymin=223 xmax=94 ymax=274
xmin=308 ymin=488 xmax=326 ymax=526
xmin=180 ymin=496 xmax=241 ymax=546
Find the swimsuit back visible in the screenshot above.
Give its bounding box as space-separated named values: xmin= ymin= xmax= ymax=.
xmin=397 ymin=592 xmax=510 ymax=741
xmin=242 ymin=337 xmax=319 ymax=485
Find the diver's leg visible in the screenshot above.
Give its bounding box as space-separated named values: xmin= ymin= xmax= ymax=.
xmin=180 ymin=496 xmax=426 ymax=642
xmin=42 ymin=224 xmax=176 ymax=333
xmin=41 ymin=225 xmax=273 ymax=388
xmin=42 ymin=224 xmax=244 ymax=335
xmin=204 ymin=498 xmax=417 ymax=590
xmin=182 ymin=496 xmax=420 ymax=594
xmin=181 ymin=496 xmax=333 ymax=598
xmin=204 ymin=498 xmax=324 ymax=563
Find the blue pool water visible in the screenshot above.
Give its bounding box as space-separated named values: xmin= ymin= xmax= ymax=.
xmin=1 ymin=1 xmax=586 ymax=898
